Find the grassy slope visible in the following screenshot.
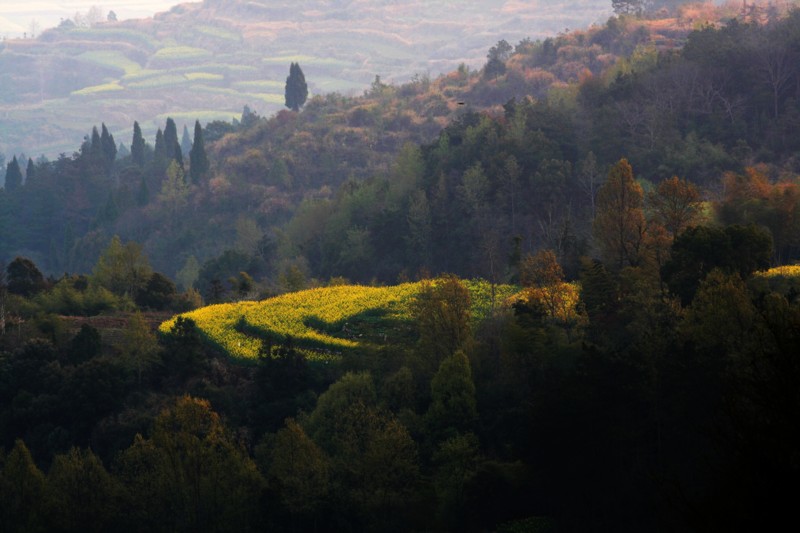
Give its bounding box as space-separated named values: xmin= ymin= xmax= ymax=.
xmin=158 ymin=264 xmax=800 ymax=364
xmin=159 ymin=279 xmax=521 ymax=362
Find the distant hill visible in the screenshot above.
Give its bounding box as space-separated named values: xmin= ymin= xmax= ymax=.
xmin=0 ymin=0 xmax=610 ymax=157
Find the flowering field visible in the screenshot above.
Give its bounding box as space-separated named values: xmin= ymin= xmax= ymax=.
xmin=160 ymin=279 xmax=521 ymax=362
xmin=750 ymin=265 xmax=800 ymax=295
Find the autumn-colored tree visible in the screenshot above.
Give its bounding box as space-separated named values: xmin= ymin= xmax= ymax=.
xmin=593 ymin=158 xmax=647 ymax=269
xmin=719 ymin=166 xmax=800 ymax=262
xmin=520 ymin=249 xmax=564 ymax=288
xmin=648 ymin=176 xmax=703 ymax=241
xmin=518 ymin=249 xmax=582 ymax=326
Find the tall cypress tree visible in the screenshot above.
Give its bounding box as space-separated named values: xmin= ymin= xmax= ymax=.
xmin=163 ymin=118 xmax=182 ymax=163
xmin=4 ymin=156 xmax=23 ymax=191
xmin=181 ymin=125 xmax=192 ymax=157
xmin=100 ymin=123 xmax=117 ymax=166
xmin=25 ymin=158 xmax=35 ymax=185
xmin=153 ymin=128 xmax=167 ymax=177
xmin=131 ymin=121 xmax=146 ymax=167
xmin=189 ymin=120 xmax=209 ymax=184
xmin=284 ymin=62 xmax=308 ymax=112
xmin=90 ymin=126 xmax=103 ymax=161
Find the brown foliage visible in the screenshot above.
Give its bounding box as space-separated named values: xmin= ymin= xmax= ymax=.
xmin=648 ymin=176 xmax=703 ymax=240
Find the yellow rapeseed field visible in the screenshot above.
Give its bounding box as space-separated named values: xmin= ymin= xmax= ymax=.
xmin=160 ymin=279 xmax=526 ymax=361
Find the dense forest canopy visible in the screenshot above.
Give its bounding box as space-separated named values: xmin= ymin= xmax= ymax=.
xmin=1 ymin=2 xmax=800 ymax=532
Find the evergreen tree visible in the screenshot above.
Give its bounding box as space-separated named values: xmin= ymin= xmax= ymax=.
xmin=117 ymin=141 xmax=129 ymax=159
xmin=4 ymin=156 xmax=23 ymax=191
xmin=100 ymin=123 xmax=117 ymax=166
xmin=427 ymin=350 xmax=478 ymax=436
xmin=284 ymin=62 xmax=308 ymax=112
xmin=153 ymin=128 xmax=167 ymax=176
xmin=0 ymin=440 xmax=46 ymax=532
xmin=163 ymin=118 xmax=182 ymax=166
xmin=189 ymin=120 xmax=209 ymax=184
xmin=90 ymin=126 xmax=103 ymax=160
xmin=137 ymin=176 xmax=150 ymax=206
xmin=180 ymin=125 xmax=192 ymax=157
xmin=131 ymin=121 xmax=146 ymax=167
xmin=98 ymin=191 xmax=119 ymax=224
xmin=25 ymin=158 xmax=35 ymax=185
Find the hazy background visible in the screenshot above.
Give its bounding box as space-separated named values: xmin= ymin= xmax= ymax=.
xmin=0 ymin=1 xmax=179 ymax=37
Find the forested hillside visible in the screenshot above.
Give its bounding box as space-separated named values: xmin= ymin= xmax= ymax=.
xmin=1 ymin=3 xmax=800 ymax=531
xmin=3 ymin=1 xmax=800 ymax=288
xmin=0 ymin=0 xmax=610 ymax=156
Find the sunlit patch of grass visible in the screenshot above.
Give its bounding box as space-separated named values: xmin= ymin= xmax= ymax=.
xmin=72 ymin=82 xmax=125 ymax=96
xmin=65 ymin=28 xmax=160 ymax=49
xmin=233 ymin=80 xmax=284 ymax=91
xmin=152 ymin=46 xmax=211 ymax=61
xmin=154 ymin=110 xmax=240 ymax=124
xmin=750 ymin=265 xmax=800 ymax=295
xmin=195 ymin=25 xmax=241 ymax=42
xmin=261 ymin=55 xmax=353 ymax=68
xmin=122 ymin=68 xmax=163 ymax=81
xmin=127 ymin=74 xmax=189 ymax=89
xmin=159 ymin=279 xmax=520 ymax=362
xmin=78 ymin=50 xmax=143 ymax=76
xmin=190 ymin=85 xmax=284 ymax=105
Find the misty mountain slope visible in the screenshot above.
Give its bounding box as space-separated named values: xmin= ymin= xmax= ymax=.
xmin=0 ymin=0 xmax=610 ymax=157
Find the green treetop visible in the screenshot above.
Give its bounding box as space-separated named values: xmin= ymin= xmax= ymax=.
xmin=131 ymin=121 xmax=146 ymax=167
xmin=189 ymin=120 xmax=209 ymax=184
xmin=4 ymin=156 xmax=23 ymax=191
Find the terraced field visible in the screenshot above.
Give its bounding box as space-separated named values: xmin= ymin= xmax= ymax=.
xmin=159 ymin=279 xmax=521 ymax=362
xmin=0 ymin=0 xmax=611 ymax=156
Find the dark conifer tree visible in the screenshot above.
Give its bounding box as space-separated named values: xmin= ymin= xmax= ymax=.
xmin=4 ymin=156 xmax=23 ymax=191
xmin=189 ymin=120 xmax=209 ymax=184
xmin=131 ymin=121 xmax=146 ymax=167
xmin=153 ymin=128 xmax=167 ymax=175
xmin=181 ymin=125 xmax=192 ymax=157
xmin=99 ymin=191 xmax=119 ymax=224
xmin=25 ymin=158 xmax=35 ymax=185
xmin=100 ymin=123 xmax=117 ymax=166
xmin=284 ymin=62 xmax=308 ymax=112
xmin=164 ymin=118 xmax=182 ymax=162
xmin=90 ymin=126 xmax=103 ymax=159
xmin=137 ymin=176 xmax=150 ymax=206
